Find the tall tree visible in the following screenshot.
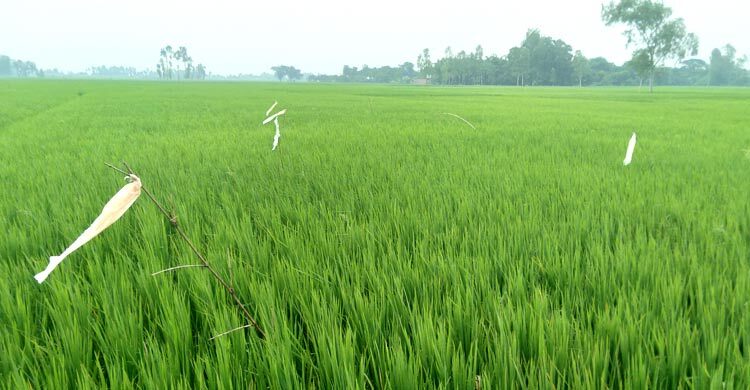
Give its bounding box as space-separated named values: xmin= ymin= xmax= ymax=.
xmin=442 ymin=47 xmax=454 ymax=84
xmin=271 ymin=65 xmax=302 ymax=81
xmin=572 ymin=50 xmax=589 ymax=87
xmin=157 ymin=46 xmax=204 ymax=80
xmin=709 ymin=45 xmax=748 ymax=86
xmin=602 ymin=0 xmax=698 ymax=92
xmin=173 ymin=46 xmax=192 ymax=80
xmin=287 ymin=66 xmax=302 ymax=81
xmin=195 ymin=64 xmax=207 ymax=80
xmin=0 ymin=55 xmax=11 ymax=76
xmin=13 ymin=60 xmax=37 ymax=77
xmin=158 ymin=45 xmax=175 ymax=79
xmin=271 ymin=65 xmax=287 ymax=81
xmin=417 ymin=48 xmax=433 ymax=79
xmin=626 ymin=49 xmax=653 ymax=87
xmin=678 ymin=59 xmax=709 ymax=85
xmin=399 ymin=62 xmax=417 ymax=81
xmin=472 ymin=45 xmax=485 ymax=84
xmin=507 ymin=46 xmax=530 ymax=86
xmin=516 ymin=29 xmax=575 ymax=86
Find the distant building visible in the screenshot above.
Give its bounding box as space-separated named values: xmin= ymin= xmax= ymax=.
xmin=412 ymin=78 xmax=431 ymax=85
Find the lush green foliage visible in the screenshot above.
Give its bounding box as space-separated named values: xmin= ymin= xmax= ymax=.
xmin=310 ymin=37 xmax=748 ymax=87
xmin=602 ymin=0 xmax=699 ymax=92
xmin=1 ymin=80 xmax=749 ymax=388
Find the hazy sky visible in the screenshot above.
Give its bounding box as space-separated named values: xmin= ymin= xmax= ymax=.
xmin=2 ymin=0 xmax=748 ymax=75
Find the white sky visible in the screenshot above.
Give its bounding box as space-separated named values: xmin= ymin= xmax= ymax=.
xmin=1 ymin=0 xmax=747 ymax=75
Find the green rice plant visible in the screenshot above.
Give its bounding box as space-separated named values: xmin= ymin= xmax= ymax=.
xmin=1 ymin=80 xmax=749 ymax=388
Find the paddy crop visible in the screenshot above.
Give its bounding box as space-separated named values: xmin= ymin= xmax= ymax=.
xmin=1 ymin=80 xmax=749 ymax=388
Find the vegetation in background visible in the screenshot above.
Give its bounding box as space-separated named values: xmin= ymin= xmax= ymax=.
xmin=602 ymin=0 xmax=699 ymax=92
xmin=3 ymin=0 xmax=749 ymax=87
xmin=1 ymin=80 xmax=749 ymax=388
xmin=271 ymin=65 xmax=303 ymax=82
xmin=156 ymin=45 xmax=207 ymax=80
xmin=710 ymin=45 xmax=749 ymax=86
xmin=0 ymin=55 xmax=43 ymax=78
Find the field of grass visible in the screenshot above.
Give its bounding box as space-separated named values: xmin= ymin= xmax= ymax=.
xmin=1 ymin=80 xmax=749 ymax=388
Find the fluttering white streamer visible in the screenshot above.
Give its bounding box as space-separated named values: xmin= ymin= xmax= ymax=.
xmin=263 ymin=102 xmax=286 ymax=151
xmin=272 ymin=118 xmax=281 ymax=151
xmin=34 ymin=175 xmax=142 ymax=283
xmin=442 ymin=112 xmax=476 ymax=129
xmin=623 ymin=132 xmax=637 ymax=166
xmin=262 ymin=109 xmax=287 ymax=125
xmin=265 ymin=101 xmax=278 ymax=117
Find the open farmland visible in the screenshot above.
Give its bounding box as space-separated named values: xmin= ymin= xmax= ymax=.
xmin=1 ymin=80 xmax=750 ymax=388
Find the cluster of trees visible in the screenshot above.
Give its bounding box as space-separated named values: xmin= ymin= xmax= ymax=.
xmin=270 ymin=65 xmax=303 ymax=82
xmin=308 ymin=63 xmax=417 ymax=83
xmin=0 ymin=55 xmax=43 ymax=77
xmin=305 ymin=32 xmax=746 ymax=88
xmin=3 ymin=1 xmax=748 ymax=87
xmin=418 ymin=32 xmax=583 ymax=86
xmin=87 ymin=66 xmax=161 ymax=79
xmin=304 ymin=0 xmax=747 ymax=89
xmin=709 ymin=45 xmax=748 ymax=86
xmin=156 ymin=46 xmax=207 ymax=80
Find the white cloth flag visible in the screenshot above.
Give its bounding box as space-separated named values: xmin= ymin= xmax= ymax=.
xmin=623 ymin=132 xmax=637 ymax=166
xmin=272 ymin=118 xmax=281 ymax=151
xmin=34 ymin=175 xmax=142 ymax=283
xmin=263 ymin=109 xmax=287 ymax=125
xmin=263 ymin=102 xmax=286 ymax=150
xmin=265 ymin=101 xmax=278 ymax=117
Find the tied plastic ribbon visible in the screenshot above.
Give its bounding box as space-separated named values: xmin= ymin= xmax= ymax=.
xmin=34 ymin=175 xmax=142 ymax=283
xmin=263 ymin=101 xmax=286 ymax=151
xmin=623 ymin=132 xmax=637 ymax=166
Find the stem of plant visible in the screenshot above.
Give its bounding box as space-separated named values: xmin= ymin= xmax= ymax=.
xmin=105 ymin=162 xmax=266 ymax=339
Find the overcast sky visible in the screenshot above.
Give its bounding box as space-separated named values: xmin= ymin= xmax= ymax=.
xmin=1 ymin=0 xmax=747 ymax=75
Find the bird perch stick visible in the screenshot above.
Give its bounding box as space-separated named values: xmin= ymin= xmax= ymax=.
xmin=105 ymin=162 xmax=265 ymax=339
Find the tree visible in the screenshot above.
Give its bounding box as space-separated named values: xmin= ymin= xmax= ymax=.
xmin=417 ymin=48 xmax=432 ymax=79
xmin=173 ymin=46 xmax=193 ymax=80
xmin=626 ymin=49 xmax=653 ymax=87
xmin=0 ymin=55 xmax=11 ymax=76
xmin=195 ymin=64 xmax=207 ymax=80
xmin=484 ymin=55 xmax=511 ymax=85
xmin=272 ymin=66 xmax=287 ymax=81
xmin=271 ymin=65 xmax=302 ymax=82
xmin=572 ymin=50 xmax=589 ymax=87
xmin=287 ymin=66 xmax=302 ymax=81
xmin=513 ymin=29 xmax=575 ymax=86
xmin=157 ymin=46 xmax=205 ymax=80
xmin=507 ymin=46 xmax=530 ymax=86
xmin=602 ymin=0 xmax=699 ymax=92
xmin=158 ymin=45 xmax=175 ymax=79
xmin=709 ymin=45 xmax=748 ymax=86
xmin=472 ymin=45 xmax=485 ymax=84
xmin=441 ymin=47 xmax=454 ymax=84
xmin=13 ymin=60 xmax=37 ymax=77
xmin=399 ymin=62 xmax=417 ymax=81
xmin=679 ymin=59 xmax=708 ymax=85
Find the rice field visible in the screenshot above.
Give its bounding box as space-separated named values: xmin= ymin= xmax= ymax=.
xmin=1 ymin=80 xmax=749 ymax=388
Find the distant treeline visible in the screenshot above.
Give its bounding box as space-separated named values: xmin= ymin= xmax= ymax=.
xmin=0 ymin=55 xmax=43 ymax=78
xmin=2 ymin=28 xmax=747 ymax=86
xmin=308 ymin=30 xmax=749 ymax=87
xmin=0 ymin=55 xmax=161 ymax=79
